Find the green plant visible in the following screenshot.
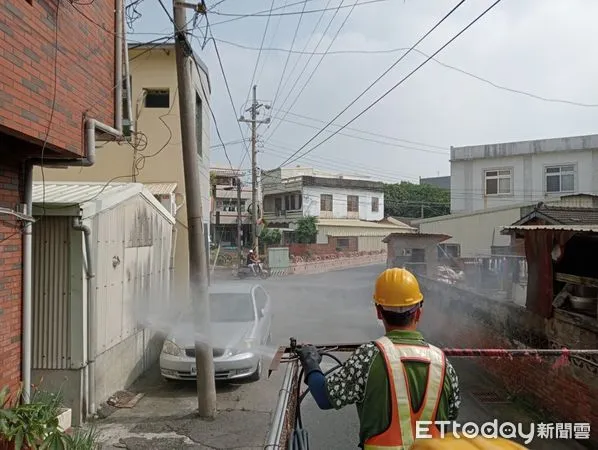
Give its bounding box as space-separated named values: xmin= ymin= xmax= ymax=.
xmin=295 ymin=216 xmax=317 ymax=244
xmin=260 ymin=228 xmax=281 ymax=247
xmin=64 ymin=428 xmax=98 ymax=450
xmin=0 ymin=384 xmax=98 ymax=450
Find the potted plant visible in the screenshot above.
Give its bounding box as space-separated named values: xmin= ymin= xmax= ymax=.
xmin=0 ymin=384 xmax=98 ymax=450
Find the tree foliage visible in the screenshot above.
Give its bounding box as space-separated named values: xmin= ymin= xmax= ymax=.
xmin=383 ymin=182 xmax=450 ymax=219
xmin=295 ymin=216 xmax=318 ymax=243
xmin=260 ymin=227 xmax=281 ymax=247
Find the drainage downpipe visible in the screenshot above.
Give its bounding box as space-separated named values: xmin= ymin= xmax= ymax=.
xmin=21 ymin=163 xmax=33 ymax=403
xmin=122 ymin=13 xmax=133 ymax=133
xmin=72 ymin=218 xmax=96 ymax=415
xmin=114 ymin=0 xmax=123 ymax=133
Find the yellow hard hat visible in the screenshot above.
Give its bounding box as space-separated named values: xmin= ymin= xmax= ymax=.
xmin=373 ymin=267 xmax=423 ymax=309
xmin=411 ymin=436 xmax=529 ymax=449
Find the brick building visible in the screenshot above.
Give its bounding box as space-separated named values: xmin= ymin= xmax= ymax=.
xmin=0 ymin=1 xmax=122 ymax=397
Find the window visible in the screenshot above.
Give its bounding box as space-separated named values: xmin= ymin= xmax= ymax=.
xmin=545 ymin=165 xmax=575 ymax=193
xmin=195 ymin=93 xmax=202 ymax=157
xmin=336 ymin=238 xmax=351 ymax=249
xmin=144 ymin=89 xmax=169 ymax=108
xmin=320 ymin=194 xmax=332 ymax=212
xmin=371 ymin=197 xmax=379 ymax=212
xmin=347 ymin=195 xmax=359 ymax=212
xmin=438 ymin=243 xmax=460 ymax=258
xmin=484 ymin=169 xmax=511 ymax=195
xmin=209 ymin=294 xmax=255 ymax=322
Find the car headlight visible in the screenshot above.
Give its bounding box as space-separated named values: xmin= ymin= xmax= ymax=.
xmin=243 ymin=337 xmax=256 ymax=350
xmin=162 ymin=339 xmax=182 ymax=356
xmin=229 ymin=338 xmax=255 ymax=355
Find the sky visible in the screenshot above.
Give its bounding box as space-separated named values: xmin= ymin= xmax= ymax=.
xmin=126 ymin=0 xmax=598 ymax=184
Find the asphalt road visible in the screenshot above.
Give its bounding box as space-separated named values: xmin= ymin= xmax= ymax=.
xmin=258 ymin=264 xmax=587 ymax=450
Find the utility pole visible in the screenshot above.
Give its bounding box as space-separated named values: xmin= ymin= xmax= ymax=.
xmin=172 ymin=1 xmax=216 ymax=418
xmin=236 ymin=177 xmax=242 ymax=265
xmin=239 ymin=85 xmax=269 ymax=254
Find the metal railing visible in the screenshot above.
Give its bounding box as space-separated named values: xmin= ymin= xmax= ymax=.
xmin=264 ymin=360 xmax=299 ymax=449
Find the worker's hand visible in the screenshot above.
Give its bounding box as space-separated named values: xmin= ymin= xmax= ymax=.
xmin=296 ymin=345 xmax=323 ymax=383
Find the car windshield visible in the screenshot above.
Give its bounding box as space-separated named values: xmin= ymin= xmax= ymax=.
xmin=210 ymin=293 xmax=255 ymax=323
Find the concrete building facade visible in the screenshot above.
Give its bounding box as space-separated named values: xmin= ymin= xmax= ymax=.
xmin=210 ymin=167 xmax=251 ymax=246
xmin=0 ymin=1 xmax=121 ymax=394
xmin=34 ymin=42 xmax=212 ymax=293
xmin=413 ymin=194 xmax=598 ymax=258
xmin=450 ymin=133 xmax=598 ymax=214
xmin=262 ymin=167 xmax=385 ymax=226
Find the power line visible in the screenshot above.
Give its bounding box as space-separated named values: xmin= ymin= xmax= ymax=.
xmin=269 ymin=0 xmax=308 ymax=113
xmin=214 ymin=38 xmax=598 ymax=108
xmin=243 ymin=0 xmax=276 ymax=109
xmin=265 ymin=0 xmax=360 ymax=142
xmin=205 ymin=17 xmax=252 ymax=168
xmin=267 ymin=0 xmax=334 ymax=119
xmin=263 ymin=144 xmax=420 ymax=181
xmin=268 ymin=115 xmax=449 ymax=154
xmin=209 ymin=0 xmax=388 ymax=18
xmin=284 ymin=0 xmax=504 ymax=167
xmin=207 ymin=0 xmax=320 ymax=26
xmin=276 ymin=0 xmax=468 ymax=167
xmin=255 ymin=0 xmax=290 ymax=87
xmin=271 ymin=108 xmax=447 ymax=150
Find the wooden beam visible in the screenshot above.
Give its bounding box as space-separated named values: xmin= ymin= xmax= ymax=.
xmin=555 ymin=272 xmax=598 ymax=287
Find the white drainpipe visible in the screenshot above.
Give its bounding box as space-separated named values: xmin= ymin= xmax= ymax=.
xmin=22 ymin=164 xmax=33 ymax=403
xmin=122 ymin=13 xmax=133 ymax=133
xmin=114 ymin=0 xmax=123 ymax=133
xmin=71 ymin=218 xmax=96 ymax=416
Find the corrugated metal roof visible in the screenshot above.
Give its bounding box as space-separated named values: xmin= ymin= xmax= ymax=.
xmin=317 ymin=219 xmax=406 ymax=229
xmin=31 ymin=182 xmax=175 ymax=223
xmin=382 ymin=232 xmax=451 ymax=243
xmin=528 ymin=206 xmax=598 ymax=225
xmin=32 ymin=182 xmax=139 ymax=205
xmin=144 ymin=182 xmax=178 ymax=195
xmin=501 ymin=225 xmax=598 ymax=233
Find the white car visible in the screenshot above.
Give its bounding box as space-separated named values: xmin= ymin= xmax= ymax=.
xmin=159 ymin=282 xmax=272 ymax=382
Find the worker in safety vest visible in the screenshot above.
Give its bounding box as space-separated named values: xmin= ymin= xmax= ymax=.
xmin=297 ymin=267 xmax=461 ymax=449
xmin=411 ymin=435 xmax=529 ymax=449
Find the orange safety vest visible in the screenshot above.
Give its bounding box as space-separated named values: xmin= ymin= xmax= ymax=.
xmin=364 ymin=336 xmax=447 ymax=450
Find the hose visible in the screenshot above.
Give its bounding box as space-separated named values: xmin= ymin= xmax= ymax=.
xmin=290 ymin=352 xmax=344 ymax=450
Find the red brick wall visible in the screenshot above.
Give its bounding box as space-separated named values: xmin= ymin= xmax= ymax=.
xmin=289 ymin=237 xmax=358 ymax=257
xmin=289 ymin=242 xmax=335 ymax=257
xmin=420 ymin=278 xmax=598 ymax=441
xmin=0 ymin=161 xmax=23 ymax=394
xmin=0 ymin=1 xmax=116 ymax=156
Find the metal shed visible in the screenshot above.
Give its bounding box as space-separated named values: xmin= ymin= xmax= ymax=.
xmin=30 ymin=182 xmax=175 ymax=425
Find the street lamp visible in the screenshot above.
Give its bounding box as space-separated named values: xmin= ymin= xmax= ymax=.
xmin=222 ymin=178 xmax=242 ymax=264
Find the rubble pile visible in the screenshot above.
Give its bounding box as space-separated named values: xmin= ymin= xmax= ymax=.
xmin=437 ymin=265 xmax=465 ymax=285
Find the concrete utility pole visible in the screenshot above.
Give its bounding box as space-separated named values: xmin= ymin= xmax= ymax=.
xmin=239 ymin=85 xmax=269 ymax=253
xmin=172 ymin=1 xmax=216 ymax=418
xmin=236 ymin=178 xmax=242 ymax=264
